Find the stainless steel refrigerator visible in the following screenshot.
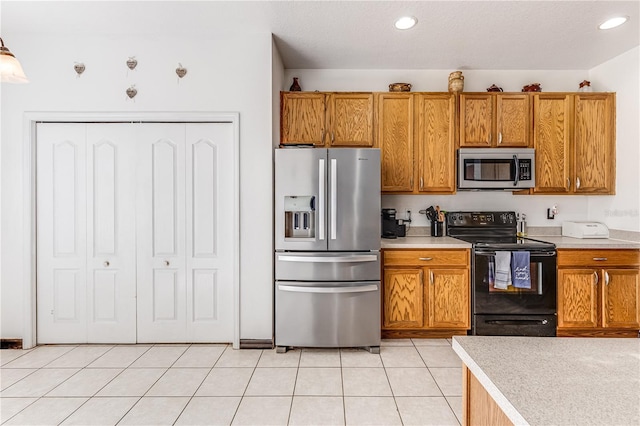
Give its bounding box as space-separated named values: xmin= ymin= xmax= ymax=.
xmin=274 ymin=148 xmax=381 ymax=353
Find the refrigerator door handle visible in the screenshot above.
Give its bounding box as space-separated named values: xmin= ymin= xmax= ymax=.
xmin=277 ymin=254 xmax=378 ymax=263
xmin=278 ymin=284 xmax=378 ymax=294
xmin=330 ymin=158 xmax=337 ymax=240
xmin=318 ymin=158 xmax=325 ymax=240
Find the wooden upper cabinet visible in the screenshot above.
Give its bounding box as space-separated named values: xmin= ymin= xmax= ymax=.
xmin=459 ymin=94 xmax=493 ymax=147
xmin=602 ymin=269 xmax=640 ymax=328
xmin=496 ymin=94 xmax=530 ymax=146
xmin=327 ymin=93 xmax=374 ymax=147
xmin=532 ymin=94 xmax=572 ymax=194
xmin=415 ymin=94 xmax=456 ymax=193
xmin=460 ymin=93 xmax=531 ymax=147
xmin=280 ymin=92 xmax=326 ymax=146
xmin=573 ymin=94 xmax=615 ymax=194
xmin=377 ymin=93 xmax=414 ymax=192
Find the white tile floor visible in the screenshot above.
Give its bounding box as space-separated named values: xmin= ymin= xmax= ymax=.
xmin=0 ymin=339 xmax=463 ymax=425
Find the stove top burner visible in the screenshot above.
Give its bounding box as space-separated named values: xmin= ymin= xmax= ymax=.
xmin=446 ymin=211 xmax=556 ymax=251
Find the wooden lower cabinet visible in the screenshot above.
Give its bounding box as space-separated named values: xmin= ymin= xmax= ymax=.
xmin=557 ymin=249 xmax=640 ymax=337
xmin=382 ymin=249 xmax=470 ymax=338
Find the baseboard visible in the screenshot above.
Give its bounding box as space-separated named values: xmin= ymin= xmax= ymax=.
xmin=1 ymin=339 xmax=23 ymax=349
xmin=239 ymin=339 xmax=274 ymax=349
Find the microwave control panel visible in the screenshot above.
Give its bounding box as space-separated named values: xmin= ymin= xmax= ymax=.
xmin=519 ymin=160 xmax=532 ymax=180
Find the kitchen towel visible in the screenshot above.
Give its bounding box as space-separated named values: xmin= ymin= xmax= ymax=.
xmin=488 ymin=258 xmax=495 ymax=288
xmin=512 ymin=251 xmax=531 ymax=289
xmin=494 ymin=251 xmax=511 ymax=290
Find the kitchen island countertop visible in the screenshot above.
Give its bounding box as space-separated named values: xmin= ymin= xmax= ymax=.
xmin=452 ymin=336 xmax=640 ymax=426
xmin=381 ymin=236 xmax=472 ymax=249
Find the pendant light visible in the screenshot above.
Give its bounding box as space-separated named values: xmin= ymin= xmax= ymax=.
xmin=0 ymin=37 xmax=29 ymax=83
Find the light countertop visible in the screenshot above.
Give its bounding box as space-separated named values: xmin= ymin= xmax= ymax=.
xmin=528 ymin=235 xmax=640 ymax=249
xmin=452 ymin=336 xmax=640 ymax=426
xmin=381 ymin=235 xmax=639 ymax=250
xmin=381 ymin=236 xmax=472 ymax=249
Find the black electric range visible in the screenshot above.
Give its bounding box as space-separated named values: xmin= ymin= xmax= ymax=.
xmin=447 ymin=211 xmax=557 ymax=337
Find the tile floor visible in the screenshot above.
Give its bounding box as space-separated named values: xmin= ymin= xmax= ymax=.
xmin=0 ymin=339 xmax=463 ymax=425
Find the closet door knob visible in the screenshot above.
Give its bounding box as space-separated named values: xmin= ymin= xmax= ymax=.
xmin=103 ymin=261 xmax=110 ymax=267
xmin=164 ymin=260 xmax=170 ymax=266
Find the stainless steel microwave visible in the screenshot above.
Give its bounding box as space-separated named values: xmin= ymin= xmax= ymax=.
xmin=457 ymin=148 xmax=535 ymax=190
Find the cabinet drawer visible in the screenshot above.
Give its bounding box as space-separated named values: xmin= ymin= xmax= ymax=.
xmin=557 ymin=249 xmax=640 ymax=267
xmin=384 ymin=249 xmax=469 ymax=266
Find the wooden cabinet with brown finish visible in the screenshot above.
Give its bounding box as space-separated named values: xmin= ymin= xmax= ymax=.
xmin=573 ymin=93 xmax=615 ymax=194
xmin=376 ymin=93 xmax=414 ymax=192
xmin=414 ymin=94 xmax=456 ymax=193
xmin=280 ymin=92 xmax=374 ymax=147
xmin=460 ymin=93 xmax=530 ymax=147
xmin=557 ymin=249 xmax=640 ymax=337
xmin=532 ymin=93 xmax=616 ymax=195
xmin=382 ymin=249 xmax=470 ymax=338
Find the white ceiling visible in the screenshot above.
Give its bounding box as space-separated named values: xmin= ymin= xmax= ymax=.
xmin=2 ymin=1 xmax=639 ymax=70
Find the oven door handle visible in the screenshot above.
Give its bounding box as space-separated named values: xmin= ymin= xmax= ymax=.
xmin=474 ymin=250 xmax=557 ymax=257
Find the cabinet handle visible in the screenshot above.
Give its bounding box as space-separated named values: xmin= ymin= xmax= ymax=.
xmin=430 ymin=271 xmax=434 ymax=285
xmin=576 ymin=177 xmax=581 ymax=189
xmin=331 ymin=131 xmax=335 ymax=143
xmin=566 ymin=178 xmax=570 ymax=190
xmin=488 ymin=133 xmax=492 ymax=144
xmin=592 ymin=257 xmax=608 ymax=261
xmin=604 ymin=271 xmax=610 ymax=285
xmin=418 ymin=257 xmax=433 ymax=261
xmin=498 ymin=132 xmax=503 ymax=144
xmin=103 ymin=261 xmax=110 ymax=267
xmin=410 ymin=177 xmax=413 ymax=188
xmin=164 ymin=260 xmax=170 ymax=266
xmin=320 ymin=128 xmax=325 ymax=143
xmin=419 ymin=270 xmax=424 ymax=285
xmin=593 ymin=271 xmax=598 ymax=285
xmin=420 ymin=177 xmax=423 ymax=190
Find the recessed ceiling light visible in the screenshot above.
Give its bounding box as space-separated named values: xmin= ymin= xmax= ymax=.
xmin=395 ymin=16 xmax=417 ymax=30
xmin=599 ymin=16 xmax=628 ymax=30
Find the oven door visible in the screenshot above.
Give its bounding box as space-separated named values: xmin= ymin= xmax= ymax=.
xmin=473 ymin=248 xmax=557 ymax=315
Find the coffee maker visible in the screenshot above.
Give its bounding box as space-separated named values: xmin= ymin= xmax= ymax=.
xmin=381 ymin=208 xmax=405 ymax=239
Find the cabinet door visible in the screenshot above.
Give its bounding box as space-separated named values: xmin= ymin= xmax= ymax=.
xmin=459 ymin=94 xmax=493 ymax=147
xmin=427 ymin=268 xmax=470 ymax=329
xmin=328 ymin=93 xmax=374 ymax=147
xmin=602 ymin=269 xmax=640 ymax=329
xmin=496 ymin=94 xmax=530 ymax=147
xmin=415 ymin=94 xmax=456 ymax=193
xmin=532 ymin=94 xmax=572 ymax=194
xmin=573 ymin=94 xmax=615 ymax=194
xmin=378 ymin=93 xmax=414 ymax=192
xmin=383 ymin=268 xmax=424 ymax=328
xmin=557 ymin=269 xmax=598 ymax=328
xmin=280 ymin=92 xmax=326 ymax=146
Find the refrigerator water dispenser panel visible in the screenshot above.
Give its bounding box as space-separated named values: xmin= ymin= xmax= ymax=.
xmin=284 ymin=196 xmax=315 ymax=239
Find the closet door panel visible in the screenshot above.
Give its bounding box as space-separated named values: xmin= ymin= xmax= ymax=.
xmin=86 ymin=124 xmax=137 ymax=342
xmin=137 ymin=124 xmax=187 ymax=342
xmin=185 ymin=123 xmax=235 ymax=342
xmin=36 ymin=123 xmax=88 ymax=343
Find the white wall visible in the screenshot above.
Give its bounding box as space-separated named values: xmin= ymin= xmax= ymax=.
xmin=587 ymin=47 xmax=640 ymax=232
xmin=1 ymin=33 xmax=275 ymax=340
xmin=285 ymin=67 xmax=638 ymax=230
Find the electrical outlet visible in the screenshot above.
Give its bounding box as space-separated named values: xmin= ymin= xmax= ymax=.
xmin=405 ymin=210 xmax=412 ymax=223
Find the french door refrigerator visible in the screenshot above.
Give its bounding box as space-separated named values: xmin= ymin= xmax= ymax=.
xmin=275 ymin=148 xmax=381 ymax=353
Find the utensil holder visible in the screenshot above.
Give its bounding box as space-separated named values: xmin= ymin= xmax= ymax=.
xmin=431 ymin=221 xmax=443 ymax=237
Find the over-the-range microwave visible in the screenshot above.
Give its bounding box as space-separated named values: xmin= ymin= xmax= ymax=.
xmin=457 ymin=148 xmax=535 ymax=190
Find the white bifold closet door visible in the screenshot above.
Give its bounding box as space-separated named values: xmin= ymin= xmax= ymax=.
xmin=136 ymin=123 xmax=235 ymax=343
xmin=37 ymin=123 xmax=137 ymax=343
xmin=37 ymin=122 xmax=235 ymax=344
